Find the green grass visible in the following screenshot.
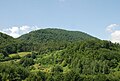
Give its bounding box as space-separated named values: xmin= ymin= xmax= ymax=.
xmin=0 ymin=52 xmax=31 ymax=64
xmin=9 ymin=52 xmax=31 ymax=58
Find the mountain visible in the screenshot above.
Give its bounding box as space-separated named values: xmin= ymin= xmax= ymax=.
xmin=18 ymin=28 xmax=97 ymax=43
xmin=0 ymin=28 xmax=97 ymax=56
xmin=1 ymin=28 xmax=120 ymax=81
xmin=18 ymin=28 xmax=98 ymax=53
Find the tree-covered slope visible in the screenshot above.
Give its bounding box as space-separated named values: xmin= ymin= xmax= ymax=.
xmin=0 ymin=32 xmax=19 ymax=56
xmin=18 ymin=28 xmax=97 ymax=43
xmin=1 ymin=28 xmax=120 ymax=80
xmin=1 ymin=40 xmax=120 ymax=81
xmin=0 ymin=32 xmax=15 ymax=47
xmin=0 ymin=28 xmax=97 ymax=56
xmin=34 ymin=40 xmax=120 ymax=81
xmin=17 ymin=28 xmax=97 ymax=53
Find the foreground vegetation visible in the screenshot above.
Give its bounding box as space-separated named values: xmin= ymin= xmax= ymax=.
xmin=1 ymin=40 xmax=120 ymax=81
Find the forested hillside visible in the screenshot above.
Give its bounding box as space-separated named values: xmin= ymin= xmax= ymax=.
xmin=0 ymin=28 xmax=97 ymax=57
xmin=0 ymin=28 xmax=120 ymax=81
xmin=18 ymin=28 xmax=97 ymax=53
xmin=0 ymin=32 xmax=15 ymax=47
xmin=19 ymin=28 xmax=96 ymax=43
xmin=0 ymin=32 xmax=18 ymax=57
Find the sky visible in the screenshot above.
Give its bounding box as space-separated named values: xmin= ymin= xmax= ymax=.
xmin=0 ymin=0 xmax=120 ymax=42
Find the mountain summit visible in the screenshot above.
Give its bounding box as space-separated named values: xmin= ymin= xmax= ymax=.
xmin=0 ymin=28 xmax=97 ymax=55
xmin=18 ymin=28 xmax=97 ymax=43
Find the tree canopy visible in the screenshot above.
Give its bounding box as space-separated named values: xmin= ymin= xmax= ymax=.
xmin=0 ymin=28 xmax=120 ymax=81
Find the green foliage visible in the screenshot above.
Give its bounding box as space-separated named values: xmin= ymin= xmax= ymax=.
xmin=0 ymin=53 xmax=4 ymax=59
xmin=0 ymin=32 xmax=15 ymax=47
xmin=19 ymin=57 xmax=34 ymax=67
xmin=18 ymin=28 xmax=97 ymax=53
xmin=51 ymin=65 xmax=63 ymax=73
xmin=26 ymin=71 xmax=46 ymax=81
xmin=1 ymin=29 xmax=120 ymax=80
xmin=19 ymin=28 xmax=96 ymax=42
xmin=31 ymin=52 xmax=37 ymax=59
xmin=0 ymin=63 xmax=29 ymax=81
xmin=0 ymin=28 xmax=96 ymax=57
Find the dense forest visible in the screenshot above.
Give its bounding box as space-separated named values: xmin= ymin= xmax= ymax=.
xmin=0 ymin=28 xmax=120 ymax=81
xmin=0 ymin=28 xmax=97 ymax=57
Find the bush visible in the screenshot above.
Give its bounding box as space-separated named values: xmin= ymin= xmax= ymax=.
xmin=51 ymin=65 xmax=63 ymax=73
xmin=19 ymin=57 xmax=34 ymax=67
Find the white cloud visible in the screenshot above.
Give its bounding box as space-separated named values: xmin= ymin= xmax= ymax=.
xmin=20 ymin=26 xmax=30 ymax=31
xmin=106 ymin=24 xmax=120 ymax=43
xmin=111 ymin=30 xmax=120 ymax=43
xmin=106 ymin=24 xmax=119 ymax=32
xmin=0 ymin=26 xmax=40 ymax=38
